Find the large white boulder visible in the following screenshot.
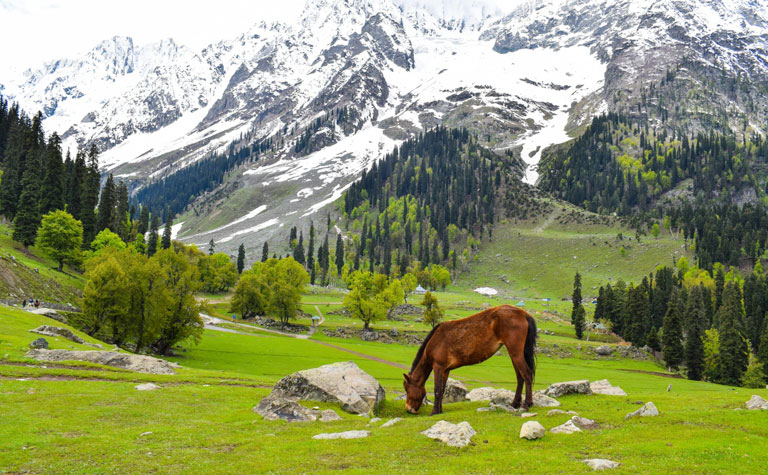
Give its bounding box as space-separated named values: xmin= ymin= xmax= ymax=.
xmin=271 ymin=361 xmax=385 ymax=414
xmin=520 ymin=421 xmax=545 ymax=440
xmin=745 ymin=395 xmax=768 ymax=410
xmin=421 ymin=420 xmax=476 ymax=447
xmin=443 ymin=378 xmax=469 ymax=403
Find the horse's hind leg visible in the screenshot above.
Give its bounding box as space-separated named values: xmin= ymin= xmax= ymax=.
xmin=511 ymin=365 xmax=523 ymax=409
xmin=505 ymin=340 xmax=533 ymax=411
xmin=431 ymin=367 xmax=448 ymax=416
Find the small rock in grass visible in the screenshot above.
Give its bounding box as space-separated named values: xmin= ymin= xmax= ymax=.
xmin=520 ymin=412 xmax=538 ymax=418
xmin=571 ymin=416 xmax=597 ymax=430
xmin=381 ymin=418 xmax=402 ymax=428
xmin=421 ymin=421 xmax=476 ymax=447
xmin=443 ymin=378 xmax=469 ymax=403
xmin=520 ymin=421 xmax=545 ymax=440
xmin=625 ymin=402 xmax=659 ymax=419
xmin=368 ymin=417 xmax=382 ymax=424
xmin=135 ymin=383 xmax=159 ymax=391
xmin=745 ymin=395 xmax=768 ymax=410
xmin=533 ymin=391 xmax=561 ymax=407
xmin=547 ymin=409 xmax=567 ymax=416
xmin=594 ymin=345 xmax=613 ymax=356
xmin=29 ymin=338 xmax=48 ymax=349
xmin=544 ymin=380 xmax=592 ymax=398
xmin=549 ymin=420 xmax=582 ymax=434
xmin=584 ymin=459 xmax=620 ymax=470
xmin=139 ymin=432 xmax=152 ymax=437
xmin=312 ymin=430 xmax=370 ymax=440
xmin=567 ymin=410 xmax=578 ymax=416
xmin=319 ymin=410 xmax=342 ymax=422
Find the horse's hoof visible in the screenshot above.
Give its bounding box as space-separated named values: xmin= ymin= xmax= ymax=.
xmin=520 ymin=405 xmax=530 ymax=412
xmin=511 ymin=401 xmax=521 ymax=410
xmin=430 ymin=409 xmax=442 ymax=416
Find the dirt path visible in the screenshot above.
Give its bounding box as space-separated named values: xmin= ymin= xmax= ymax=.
xmin=202 ymin=314 xmax=309 ymax=339
xmin=618 ymin=368 xmax=682 ymax=379
xmin=535 ymin=209 xmax=559 ymax=234
xmin=0 ymin=374 xmax=271 ymax=388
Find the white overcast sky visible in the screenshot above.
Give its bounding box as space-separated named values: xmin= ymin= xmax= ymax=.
xmin=0 ymin=0 xmax=513 ymax=79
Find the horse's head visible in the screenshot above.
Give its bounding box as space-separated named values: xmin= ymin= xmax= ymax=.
xmin=403 ymin=373 xmax=426 ymax=414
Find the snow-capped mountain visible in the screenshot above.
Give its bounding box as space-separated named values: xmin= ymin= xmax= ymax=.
xmin=2 ymin=0 xmax=767 ymax=256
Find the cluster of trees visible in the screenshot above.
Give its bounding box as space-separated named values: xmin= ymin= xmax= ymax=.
xmin=339 ymin=127 xmax=526 ymax=277
xmin=0 ymin=99 xmax=108 ymax=249
xmin=540 ymin=113 xmax=767 ymax=216
xmin=292 ymin=106 xmax=361 ymax=156
xmin=80 ymin=237 xmax=205 ymax=355
xmin=591 ymin=259 xmax=768 ymax=387
xmin=229 ymin=257 xmax=309 ymax=325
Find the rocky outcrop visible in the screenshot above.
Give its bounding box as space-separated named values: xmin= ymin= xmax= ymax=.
xmin=544 ymin=380 xmax=592 ymax=398
xmin=549 ymin=420 xmax=581 ymax=434
xmin=745 ymin=395 xmax=768 ymax=410
xmin=533 ymin=391 xmax=562 ymax=407
xmin=30 ymin=325 xmax=84 ymax=344
xmin=571 ymin=416 xmax=598 ymax=430
xmin=271 ymin=361 xmax=385 ymax=414
xmin=595 ymin=345 xmax=613 ymax=356
xmin=520 ymin=421 xmax=545 ymax=440
xmin=421 ymin=421 xmax=476 ymax=447
xmin=29 ymin=308 xmax=68 ymax=324
xmin=443 ymin=378 xmax=469 ymax=403
xmin=26 ymin=349 xmax=179 ymax=374
xmin=625 ymin=402 xmax=659 ymax=419
xmin=254 ymin=394 xmax=320 ymax=422
xmin=590 ymin=379 xmax=627 ymax=396
xmin=467 ymin=387 xmax=501 ymax=402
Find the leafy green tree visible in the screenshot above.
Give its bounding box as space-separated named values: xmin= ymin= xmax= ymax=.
xmin=199 ymin=253 xmax=239 ymax=293
xmin=402 ymin=273 xmax=417 ymax=303
xmin=229 ymin=270 xmax=270 ymax=318
xmin=703 ymin=328 xmax=721 ymax=382
xmin=36 ymin=210 xmax=83 ymax=271
xmin=344 ymin=270 xmax=388 ymax=330
xmin=741 ymin=353 xmax=766 ymax=389
xmin=237 ymin=243 xmax=246 ymax=274
xmin=82 ymin=254 xmax=128 ymax=338
xmin=89 ymin=228 xmax=126 ymax=256
xmin=269 ymin=258 xmax=309 ymax=326
xmin=651 ymin=223 xmax=660 ymax=239
xmin=662 ymin=287 xmax=684 ymax=370
xmin=429 ymin=265 xmax=451 ymax=290
xmin=421 ymin=291 xmax=444 ymax=328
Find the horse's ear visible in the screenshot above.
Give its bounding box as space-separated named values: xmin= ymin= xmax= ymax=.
xmin=403 ymin=373 xmax=411 ymax=383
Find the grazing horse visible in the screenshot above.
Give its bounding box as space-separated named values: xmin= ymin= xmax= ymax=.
xmin=403 ymin=305 xmax=537 ymax=415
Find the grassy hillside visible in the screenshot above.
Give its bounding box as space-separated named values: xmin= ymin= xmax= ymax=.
xmin=3 ymin=291 xmax=768 ymax=473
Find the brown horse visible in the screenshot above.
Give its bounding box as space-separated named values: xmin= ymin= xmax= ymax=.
xmin=403 ymin=305 xmax=537 ymax=415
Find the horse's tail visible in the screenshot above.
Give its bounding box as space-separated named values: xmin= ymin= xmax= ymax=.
xmin=524 ymin=315 xmax=537 ymax=382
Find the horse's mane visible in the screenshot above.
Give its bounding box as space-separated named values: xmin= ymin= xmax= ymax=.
xmin=410 ymin=324 xmax=441 ymax=373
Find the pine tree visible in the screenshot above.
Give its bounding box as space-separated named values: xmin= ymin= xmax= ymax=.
xmin=261 ymin=242 xmax=269 ymax=262
xmin=97 ymin=174 xmax=116 ymax=233
xmin=208 ymin=239 xmax=215 ymax=255
xmin=12 ymin=148 xmax=42 ymax=247
xmin=757 ymin=322 xmax=768 ymax=380
xmin=114 ymin=182 xmax=130 ymax=240
xmin=336 ymin=233 xmax=344 ymax=276
xmin=293 ymin=232 xmax=305 ymax=264
xmin=646 ymin=326 xmax=661 ymax=352
xmin=161 ymin=215 xmax=172 ymax=250
xmin=80 ymin=145 xmax=100 ymax=246
xmin=0 ymin=121 xmax=25 ymax=220
xmin=627 ymin=284 xmax=651 ymax=347
xmin=717 ymin=282 xmax=749 ymax=385
xmin=572 ymin=304 xmax=585 ymax=340
xmin=138 ymin=206 xmax=150 ymax=236
xmin=571 ymin=272 xmax=582 ymax=324
xmin=38 ymin=132 xmax=65 ymax=215
xmin=685 ymin=287 xmax=706 ymax=381
xmin=307 ymin=222 xmax=315 ymax=282
xmin=237 ymin=244 xmax=245 ymax=274
xmin=662 ymin=287 xmax=684 ymax=370
xmin=147 ymin=214 xmax=160 ymax=257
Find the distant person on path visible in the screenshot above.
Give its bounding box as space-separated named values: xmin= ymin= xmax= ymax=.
xmin=232 ymin=314 xmax=237 ymax=322
xmin=22 ymin=299 xmax=26 ymax=308
xmin=34 ymin=299 xmax=40 ymax=308
xmin=29 ymin=298 xmax=33 ymax=307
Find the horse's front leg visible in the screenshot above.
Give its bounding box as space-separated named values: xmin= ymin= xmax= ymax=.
xmin=431 ymin=367 xmax=448 ymax=415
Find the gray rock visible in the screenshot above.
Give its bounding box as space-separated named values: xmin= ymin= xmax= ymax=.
xmin=571 ymin=416 xmax=597 ymax=430
xmin=520 ymin=421 xmax=545 ymax=440
xmin=271 ymin=361 xmax=385 ymax=414
xmin=421 ymin=420 xmax=476 ymax=447
xmin=520 ymin=412 xmax=538 ymax=418
xmin=319 ymin=409 xmax=342 ymax=422
xmin=443 ymin=378 xmax=469 ymax=403
xmin=254 ymin=394 xmax=318 ymax=422
xmin=584 ymin=459 xmax=620 ymax=470
xmin=30 ymin=325 xmax=84 ymax=344
xmin=312 ymin=430 xmax=370 ymax=440
xmin=595 ymin=345 xmax=613 ymax=356
xmin=590 ymin=379 xmax=627 ymax=396
xmin=29 ymin=308 xmax=67 ymax=324
xmin=745 ymin=395 xmax=768 ymax=410
xmin=26 ymin=349 xmax=179 ymax=374
xmin=380 ymin=417 xmax=402 ymax=428
xmin=625 ymin=402 xmax=659 ymax=419
xmin=550 ymin=420 xmax=582 ymax=434
xmin=29 ymin=338 xmax=49 ymax=349
xmin=533 ymin=391 xmax=562 ymax=407
xmin=135 ymin=383 xmax=159 ymax=391
xmin=467 ymin=387 xmax=502 ymax=402
xmin=544 ymin=380 xmax=592 ymax=398
xmin=547 ymin=409 xmax=567 ymax=416
xmin=368 ymin=417 xmax=382 ymax=424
